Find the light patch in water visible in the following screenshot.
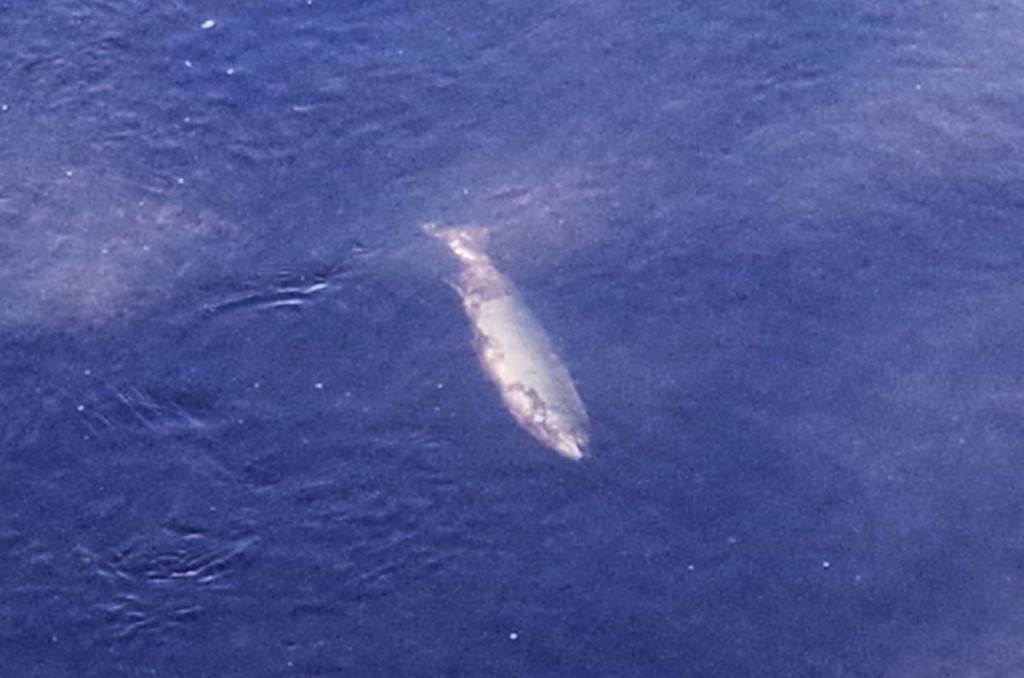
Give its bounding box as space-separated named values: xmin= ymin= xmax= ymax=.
xmin=0 ymin=169 xmax=237 ymax=328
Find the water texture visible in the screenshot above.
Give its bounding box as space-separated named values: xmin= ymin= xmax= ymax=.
xmin=3 ymin=1 xmax=1024 ymax=676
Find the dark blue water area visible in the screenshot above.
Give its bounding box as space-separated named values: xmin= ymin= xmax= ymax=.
xmin=4 ymin=1 xmax=1024 ymax=676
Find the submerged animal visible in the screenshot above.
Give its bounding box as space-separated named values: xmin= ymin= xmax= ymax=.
xmin=423 ymin=222 xmax=589 ymax=460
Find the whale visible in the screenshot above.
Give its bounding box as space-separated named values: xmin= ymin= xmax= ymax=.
xmin=424 ymin=222 xmax=589 ymax=460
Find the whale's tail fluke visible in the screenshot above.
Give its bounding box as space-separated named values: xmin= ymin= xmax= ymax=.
xmin=422 ymin=222 xmax=493 ymax=263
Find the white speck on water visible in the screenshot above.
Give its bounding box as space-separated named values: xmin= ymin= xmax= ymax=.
xmin=65 ymin=170 xmax=74 ymax=177
xmin=822 ymin=561 xmax=831 ymax=569
xmin=687 ymin=564 xmax=695 ymax=571
xmin=184 ymin=60 xmax=193 ymax=68
xmin=509 ymin=632 xmax=518 ymax=641
xmin=314 ymin=382 xmax=324 ymax=390
xmin=201 ymin=19 xmax=216 ymax=30
xmin=176 ymin=177 xmax=185 ymax=184
xmin=76 ymin=405 xmax=85 ymax=412
xmin=226 ymin=67 xmax=236 ymax=75
xmin=435 ymin=382 xmax=444 ymax=389
xmin=253 ymin=382 xmax=261 ymax=389
xmin=1 ymin=104 xmax=8 ymax=111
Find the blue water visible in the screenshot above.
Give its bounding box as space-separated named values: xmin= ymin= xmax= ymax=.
xmin=4 ymin=1 xmax=1024 ymax=676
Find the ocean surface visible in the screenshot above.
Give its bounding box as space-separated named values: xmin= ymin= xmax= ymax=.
xmin=3 ymin=1 xmax=1024 ymax=676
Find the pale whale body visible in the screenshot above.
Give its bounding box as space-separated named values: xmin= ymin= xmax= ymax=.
xmin=424 ymin=222 xmax=589 ymax=460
